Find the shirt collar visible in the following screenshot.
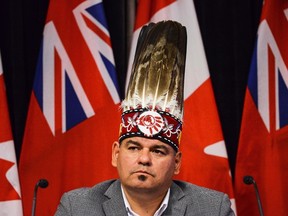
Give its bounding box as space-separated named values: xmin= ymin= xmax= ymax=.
xmin=121 ymin=185 xmax=170 ymax=216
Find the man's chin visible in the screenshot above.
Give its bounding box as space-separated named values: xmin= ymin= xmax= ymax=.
xmin=137 ymin=174 xmax=148 ymax=182
xmin=128 ymin=177 xmax=156 ymax=190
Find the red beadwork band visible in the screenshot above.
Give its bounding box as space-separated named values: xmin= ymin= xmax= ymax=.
xmin=119 ymin=108 xmax=182 ymax=152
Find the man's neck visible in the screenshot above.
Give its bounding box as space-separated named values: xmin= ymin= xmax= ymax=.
xmin=122 ymin=186 xmax=169 ymax=216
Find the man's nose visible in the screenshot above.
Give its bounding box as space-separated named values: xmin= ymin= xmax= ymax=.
xmin=138 ymin=149 xmax=152 ymax=166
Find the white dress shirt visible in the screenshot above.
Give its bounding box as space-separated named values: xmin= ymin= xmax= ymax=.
xmin=121 ymin=186 xmax=170 ymax=216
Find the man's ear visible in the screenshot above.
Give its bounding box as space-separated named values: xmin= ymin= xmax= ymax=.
xmin=174 ymin=151 xmax=182 ymax=175
xmin=111 ymin=141 xmax=120 ymax=167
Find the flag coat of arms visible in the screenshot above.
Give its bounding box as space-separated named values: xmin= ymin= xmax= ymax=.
xmin=235 ymin=1 xmax=288 ymax=215
xmin=127 ymin=0 xmax=236 ymax=213
xmin=0 ymin=52 xmax=23 ymax=215
xmin=19 ymin=0 xmax=120 ymax=215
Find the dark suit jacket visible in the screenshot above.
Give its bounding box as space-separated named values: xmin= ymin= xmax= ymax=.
xmin=55 ymin=179 xmax=235 ymax=216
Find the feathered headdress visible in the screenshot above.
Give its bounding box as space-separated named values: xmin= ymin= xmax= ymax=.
xmin=119 ymin=21 xmax=187 ymax=152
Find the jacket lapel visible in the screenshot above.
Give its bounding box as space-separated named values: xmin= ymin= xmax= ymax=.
xmin=102 ymin=180 xmax=127 ymax=216
xmin=164 ymin=182 xmax=187 ymax=216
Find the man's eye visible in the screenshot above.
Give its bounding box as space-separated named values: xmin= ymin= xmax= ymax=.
xmin=128 ymin=146 xmax=139 ymax=151
xmin=152 ymin=149 xmax=166 ymax=155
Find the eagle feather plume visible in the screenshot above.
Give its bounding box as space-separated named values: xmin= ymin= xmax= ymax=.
xmin=122 ymin=21 xmax=187 ymax=120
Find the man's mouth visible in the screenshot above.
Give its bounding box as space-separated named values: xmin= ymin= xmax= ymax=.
xmin=132 ymin=170 xmax=154 ymax=177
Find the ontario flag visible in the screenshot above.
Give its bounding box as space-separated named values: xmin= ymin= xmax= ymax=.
xmin=127 ymin=0 xmax=236 ymax=212
xmin=19 ymin=0 xmax=120 ymax=215
xmin=235 ymin=1 xmax=288 ymax=215
xmin=0 ymin=52 xmax=23 ymax=215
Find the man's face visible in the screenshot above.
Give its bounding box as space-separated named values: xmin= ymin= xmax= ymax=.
xmin=111 ymin=137 xmax=182 ymax=193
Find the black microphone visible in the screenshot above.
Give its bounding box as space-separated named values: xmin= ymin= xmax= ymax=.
xmin=31 ymin=179 xmax=49 ymax=216
xmin=243 ymin=175 xmax=264 ymax=216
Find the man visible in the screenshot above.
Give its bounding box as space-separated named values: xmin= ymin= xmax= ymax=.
xmin=55 ymin=21 xmax=235 ymax=216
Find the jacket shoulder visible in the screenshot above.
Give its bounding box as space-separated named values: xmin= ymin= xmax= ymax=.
xmin=173 ymin=180 xmax=226 ymax=196
xmin=55 ymin=179 xmax=118 ymax=216
xmin=169 ymin=180 xmax=234 ymax=215
xmin=65 ymin=179 xmax=116 ymax=200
